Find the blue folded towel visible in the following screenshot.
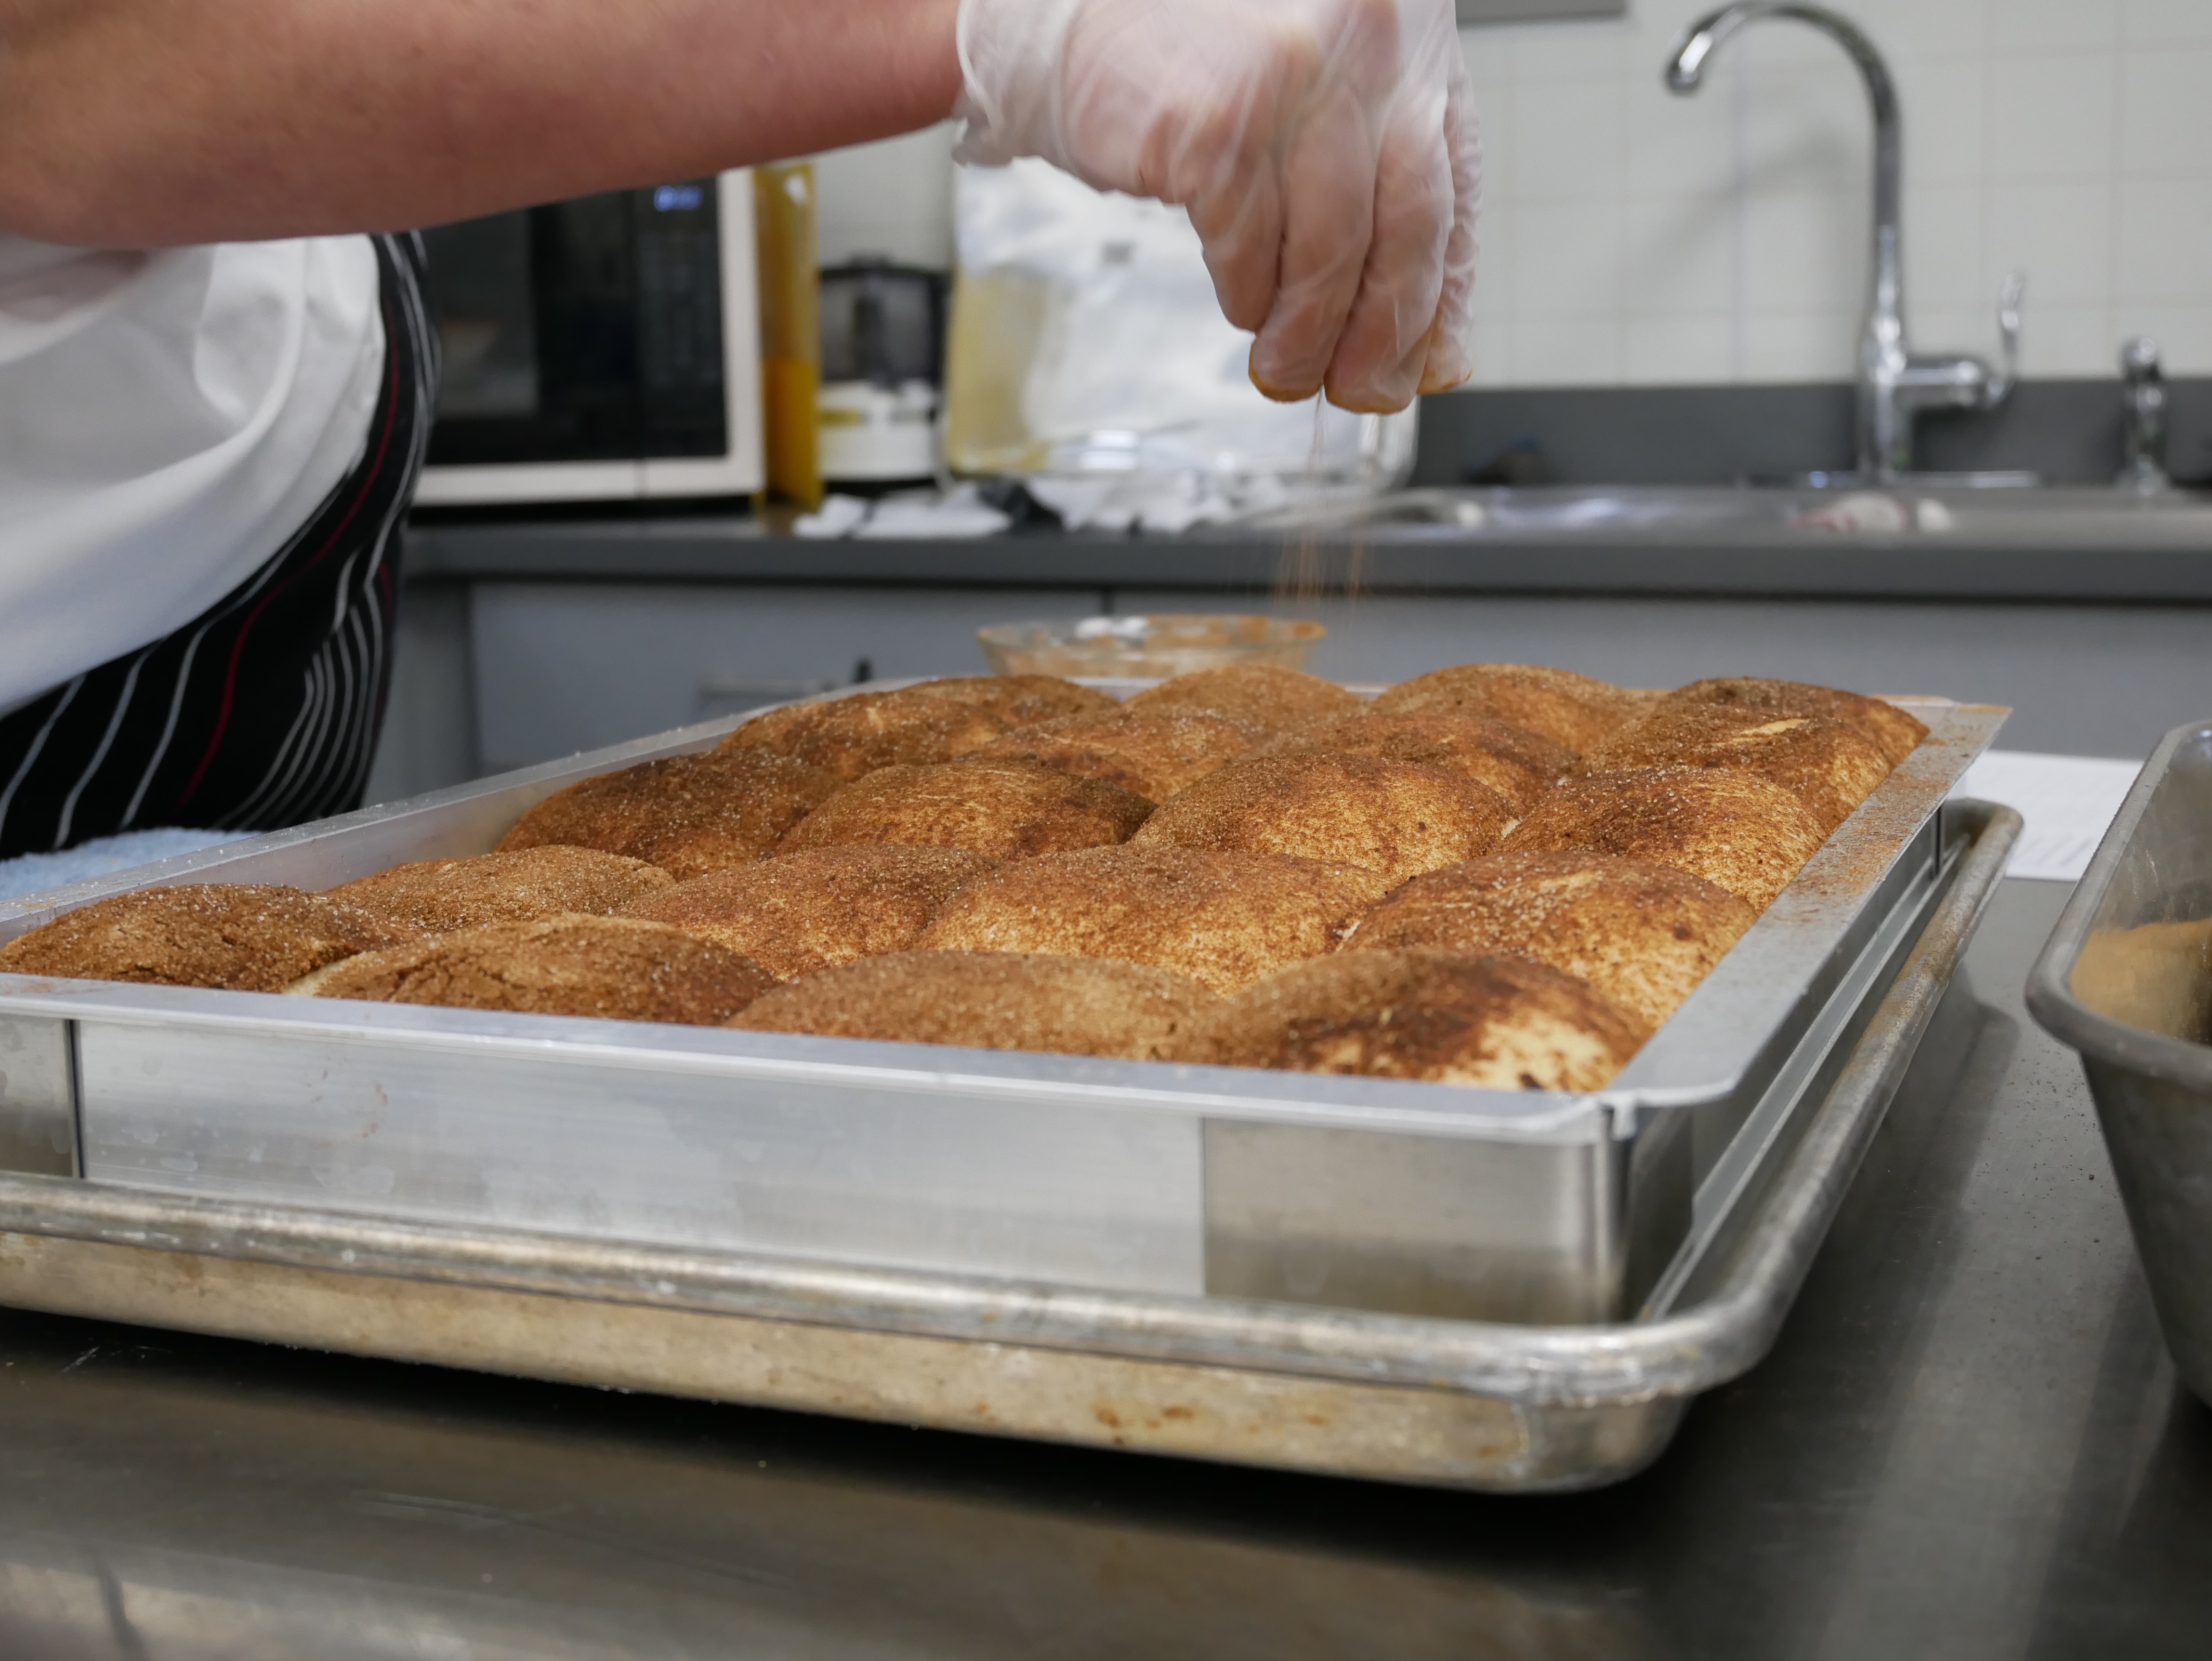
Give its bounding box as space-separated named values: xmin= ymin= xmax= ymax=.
xmin=0 ymin=828 xmax=244 ymax=903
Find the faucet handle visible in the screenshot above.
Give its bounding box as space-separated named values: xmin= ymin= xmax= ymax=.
xmin=1988 ymin=270 xmax=2026 ymax=405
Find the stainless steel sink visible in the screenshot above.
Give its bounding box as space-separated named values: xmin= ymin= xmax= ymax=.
xmin=1262 ymin=485 xmax=2212 ymax=544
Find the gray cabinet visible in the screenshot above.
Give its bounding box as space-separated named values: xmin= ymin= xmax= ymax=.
xmin=469 ymin=584 xmax=1104 ymax=774
xmin=368 ymin=574 xmax=2212 ymax=804
xmin=1120 ymin=590 xmax=2212 ymax=759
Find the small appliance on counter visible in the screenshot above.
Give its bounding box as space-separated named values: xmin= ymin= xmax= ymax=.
xmin=413 ymin=173 xmax=764 ymax=507
xmin=816 ymin=260 xmax=948 ymax=487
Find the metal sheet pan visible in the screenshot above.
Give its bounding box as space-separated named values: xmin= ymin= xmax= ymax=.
xmin=0 ymin=685 xmax=2012 ymax=1488
xmin=0 ymin=799 xmax=2017 ymax=1491
xmin=2027 ymin=720 xmax=2212 ymax=1404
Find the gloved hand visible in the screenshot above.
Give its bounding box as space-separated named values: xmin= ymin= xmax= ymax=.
xmin=954 ymin=0 xmax=1478 ymax=414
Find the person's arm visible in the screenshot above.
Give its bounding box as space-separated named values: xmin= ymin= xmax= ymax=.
xmin=0 ymin=0 xmax=963 ymax=247
xmin=0 ymin=0 xmax=1476 ymax=411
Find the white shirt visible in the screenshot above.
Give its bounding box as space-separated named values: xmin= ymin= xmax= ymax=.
xmin=0 ymin=234 xmax=385 ymax=715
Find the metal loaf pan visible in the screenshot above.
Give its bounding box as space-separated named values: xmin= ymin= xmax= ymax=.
xmin=2027 ymin=720 xmax=2212 ymax=1403
xmin=0 ymin=688 xmax=2011 ymax=1489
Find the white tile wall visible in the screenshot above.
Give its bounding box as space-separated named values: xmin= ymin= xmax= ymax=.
xmin=805 ymin=1 xmax=2212 ymax=385
xmin=809 ymin=124 xmax=959 ymax=271
xmin=1465 ymin=0 xmax=2212 ymax=385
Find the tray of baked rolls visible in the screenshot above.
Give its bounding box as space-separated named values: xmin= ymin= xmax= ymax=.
xmin=0 ymin=663 xmax=2014 ymax=1491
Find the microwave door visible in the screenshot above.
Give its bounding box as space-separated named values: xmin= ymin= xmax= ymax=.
xmin=417 ymin=180 xmax=739 ymax=502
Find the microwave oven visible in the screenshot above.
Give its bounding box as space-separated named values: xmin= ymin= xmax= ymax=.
xmin=413 ymin=171 xmax=764 ymax=505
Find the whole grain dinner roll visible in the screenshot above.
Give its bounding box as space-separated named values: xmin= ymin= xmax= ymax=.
xmin=302 ymin=915 xmax=772 ymax=1025
xmin=1585 ymin=704 xmax=1893 ymax=835
xmin=1654 ymin=676 xmax=1928 ymax=767
xmin=1369 ymin=663 xmax=1640 ymax=754
xmin=620 ymin=844 xmax=997 ymax=980
xmin=1128 ymin=751 xmax=1512 ymax=886
xmin=1122 ymin=663 xmax=1363 ymax=738
xmin=920 ymin=844 xmax=1387 ymax=992
xmin=1175 ymin=949 xmax=1649 ymax=1091
xmin=719 ymin=686 xmax=1012 ymax=782
xmin=1502 ymin=766 xmax=1827 ymax=911
xmin=0 ymin=884 xmax=408 ymax=992
xmin=1344 ymin=851 xmax=1758 ymax=1031
xmin=778 ymin=757 xmax=1152 ymax=860
xmin=497 ymin=749 xmax=838 ymax=882
xmin=329 ymin=846 xmax=676 ymax=936
xmin=728 ymin=949 xmax=1218 ymax=1061
xmin=964 ymin=706 xmax=1259 ymax=803
xmin=1263 ymin=710 xmax=1573 ymax=814
xmin=895 ymin=674 xmax=1118 ymax=728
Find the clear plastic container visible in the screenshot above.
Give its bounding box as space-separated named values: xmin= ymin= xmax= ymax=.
xmin=976 ymin=614 xmax=1325 ymax=679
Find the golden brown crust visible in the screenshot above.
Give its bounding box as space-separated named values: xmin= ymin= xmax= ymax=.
xmin=619 ymin=844 xmax=998 ymax=980
xmin=718 ymin=688 xmax=1013 ymax=782
xmin=496 ymin=749 xmax=839 ymax=881
xmin=1344 ymin=851 xmax=1758 ymax=1030
xmin=963 ymin=707 xmax=1260 ymax=803
xmin=0 ymin=884 xmax=410 ymax=992
xmin=919 ymin=844 xmax=1389 ymax=992
xmin=1174 ymin=949 xmax=1649 ymax=1090
xmin=891 ymin=674 xmax=1118 ymax=728
xmin=1501 ymin=766 xmax=1828 ymax=911
xmin=1369 ymin=664 xmax=1640 ymax=754
xmin=329 ymin=846 xmax=677 ymax=936
xmin=1263 ymin=711 xmax=1573 ymax=813
xmin=1121 ymin=663 xmax=1363 ymax=738
xmin=305 ymin=915 xmax=773 ymax=1025
xmin=1127 ymin=751 xmax=1513 ymax=885
xmin=777 ymin=757 xmax=1154 ymax=860
xmin=727 ymin=949 xmax=1219 ymax=1060
xmin=1654 ymin=677 xmax=1928 ymax=767
xmin=1585 ymin=705 xmax=1894 ymax=835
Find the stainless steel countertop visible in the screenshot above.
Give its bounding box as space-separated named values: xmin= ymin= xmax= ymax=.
xmin=404 ymin=489 xmax=2212 ymax=601
xmin=2 ymin=880 xmax=2206 ymax=1659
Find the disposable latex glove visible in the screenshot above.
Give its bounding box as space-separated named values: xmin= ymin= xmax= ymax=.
xmin=955 ymin=0 xmax=1478 ymax=413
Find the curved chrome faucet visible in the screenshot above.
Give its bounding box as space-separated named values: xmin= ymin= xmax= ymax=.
xmin=2119 ymin=337 xmax=2173 ymax=494
xmin=1668 ymin=3 xmax=2024 ymax=482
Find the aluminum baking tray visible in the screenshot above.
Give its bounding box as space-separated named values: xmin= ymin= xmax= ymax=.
xmin=2028 ymin=719 xmax=2212 ymax=1405
xmin=0 ymin=688 xmax=2012 ymax=1490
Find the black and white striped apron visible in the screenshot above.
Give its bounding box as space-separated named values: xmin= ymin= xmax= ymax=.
xmin=0 ymin=233 xmax=437 ymax=858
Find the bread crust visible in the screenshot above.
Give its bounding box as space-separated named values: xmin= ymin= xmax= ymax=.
xmin=719 ymin=688 xmax=1013 ymax=781
xmin=890 ymin=674 xmax=1118 ymax=728
xmin=330 ymin=846 xmax=676 ymax=936
xmin=620 ymin=844 xmax=998 ymax=980
xmin=1369 ymin=664 xmax=1640 ymax=754
xmin=1585 ymin=704 xmax=1893 ymax=835
xmin=0 ymin=883 xmax=409 ymax=992
xmin=497 ymin=749 xmax=839 ymax=881
xmin=303 ymin=915 xmax=772 ymax=1025
xmin=1501 ymin=765 xmax=1828 ymax=911
xmin=963 ymin=707 xmax=1260 ymax=803
xmin=1174 ymin=949 xmax=1649 ymax=1090
xmin=1264 ymin=710 xmax=1573 ymax=813
xmin=1654 ymin=676 xmax=1928 ymax=767
xmin=778 ymin=758 xmax=1153 ymax=860
xmin=728 ymin=949 xmax=1219 ymax=1060
xmin=1122 ymin=664 xmax=1363 ymax=737
xmin=1128 ymin=751 xmax=1513 ymax=885
xmin=1345 ymin=851 xmax=1758 ymax=1030
xmin=920 ymin=844 xmax=1388 ymax=992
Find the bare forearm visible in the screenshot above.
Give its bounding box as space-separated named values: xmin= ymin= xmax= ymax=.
xmin=0 ymin=0 xmax=962 ymax=246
